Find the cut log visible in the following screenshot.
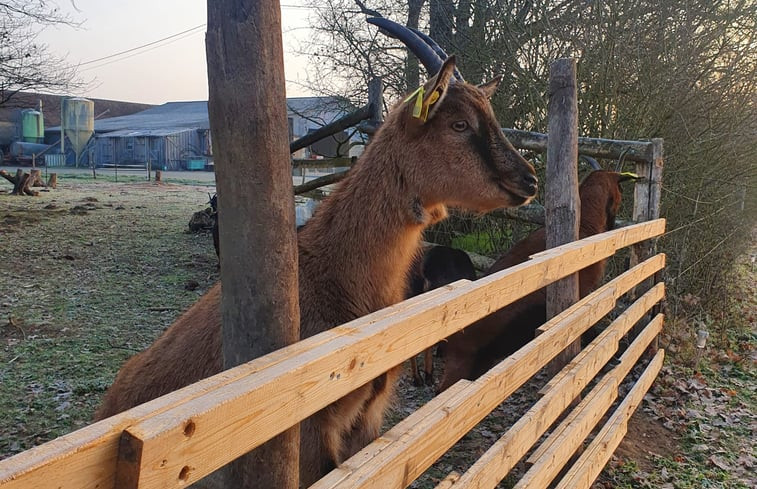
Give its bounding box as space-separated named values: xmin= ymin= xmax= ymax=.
xmin=3 ymin=169 xmax=44 ymax=195
xmin=47 ymin=173 xmax=58 ymax=189
xmin=0 ymin=169 xmax=16 ymax=185
xmin=154 ymin=170 xmax=162 ymax=183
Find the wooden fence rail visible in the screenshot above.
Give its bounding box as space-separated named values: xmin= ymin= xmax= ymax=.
xmin=0 ymin=219 xmax=666 ymax=489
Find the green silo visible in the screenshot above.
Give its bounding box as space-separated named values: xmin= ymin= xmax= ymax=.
xmin=21 ymin=109 xmax=45 ymax=143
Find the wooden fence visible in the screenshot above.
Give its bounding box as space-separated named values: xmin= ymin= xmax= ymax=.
xmin=0 ymin=218 xmax=665 ymax=489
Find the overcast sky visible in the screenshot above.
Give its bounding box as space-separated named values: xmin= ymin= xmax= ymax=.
xmin=37 ymin=0 xmax=313 ymax=104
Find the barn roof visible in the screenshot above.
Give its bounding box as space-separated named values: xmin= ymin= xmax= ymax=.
xmin=47 ymin=97 xmax=351 ymax=134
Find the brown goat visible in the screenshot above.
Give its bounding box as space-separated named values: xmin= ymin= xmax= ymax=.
xmin=406 ymin=245 xmax=477 ymax=385
xmin=94 ymin=57 xmax=537 ymax=486
xmin=438 ymin=171 xmax=636 ymax=392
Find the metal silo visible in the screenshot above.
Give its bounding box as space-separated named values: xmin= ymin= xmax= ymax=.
xmin=62 ymin=97 xmax=94 ymax=166
xmin=20 ymin=109 xmax=45 ymax=143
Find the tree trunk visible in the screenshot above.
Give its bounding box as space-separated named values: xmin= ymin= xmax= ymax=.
xmin=206 ymin=1 xmax=301 ymax=488
xmin=11 ymin=169 xmax=25 ymax=195
xmin=405 ymin=0 xmax=424 ymax=87
xmin=545 ymin=59 xmax=580 ymax=371
xmin=430 ymin=0 xmax=454 ymax=53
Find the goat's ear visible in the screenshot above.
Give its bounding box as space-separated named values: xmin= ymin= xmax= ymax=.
xmin=478 ymin=75 xmax=502 ymax=99
xmin=405 ymin=55 xmax=456 ymax=124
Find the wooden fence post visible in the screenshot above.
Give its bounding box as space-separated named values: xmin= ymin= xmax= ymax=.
xmin=545 ymin=58 xmax=581 ymax=370
xmin=368 ymin=77 xmax=384 ymax=126
xmin=630 ymin=138 xmax=664 ymax=349
xmin=206 ymin=1 xmax=301 ymax=488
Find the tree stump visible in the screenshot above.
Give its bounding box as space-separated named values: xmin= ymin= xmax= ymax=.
xmin=2 ymin=168 xmax=45 ymax=196
xmin=154 ymin=170 xmax=162 ymax=183
xmin=12 ymin=169 xmax=25 ymax=195
xmin=47 ymin=173 xmax=58 ymax=189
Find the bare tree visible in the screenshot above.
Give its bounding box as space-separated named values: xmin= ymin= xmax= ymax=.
xmin=302 ymin=0 xmax=757 ymax=320
xmin=0 ymin=1 xmax=83 ymax=106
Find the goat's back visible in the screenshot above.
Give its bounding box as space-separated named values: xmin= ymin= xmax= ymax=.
xmin=94 ymin=284 xmax=223 ymax=420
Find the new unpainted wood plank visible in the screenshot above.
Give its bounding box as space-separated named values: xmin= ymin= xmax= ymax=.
xmin=537 ymin=253 xmax=665 ymax=337
xmin=517 ymin=314 xmax=665 ymax=489
xmin=1 ymin=220 xmax=664 ymax=489
xmin=0 ymin=284 xmax=462 ymax=489
xmin=312 ymin=380 xmax=471 ymax=489
xmin=530 ymin=311 xmax=665 ymax=462
xmin=310 ymin=289 xmax=616 ymax=489
xmin=117 ymin=221 xmax=665 ymax=489
xmin=538 ymin=257 xmax=665 ymax=388
xmin=553 ymin=349 xmax=665 ymax=489
xmin=444 ymin=291 xmax=664 ymax=489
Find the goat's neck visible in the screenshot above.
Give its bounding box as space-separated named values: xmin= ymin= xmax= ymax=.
xmin=300 ymin=145 xmax=434 ymax=317
xmin=579 ymin=197 xmax=613 ymax=236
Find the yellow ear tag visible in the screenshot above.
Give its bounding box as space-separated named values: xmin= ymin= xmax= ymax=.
xmin=419 ymin=89 xmax=441 ymax=122
xmin=426 ymin=89 xmax=440 ymax=106
xmin=412 ymin=86 xmax=425 ymax=119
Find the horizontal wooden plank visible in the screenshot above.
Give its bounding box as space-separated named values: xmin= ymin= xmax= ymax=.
xmin=516 ymin=314 xmax=665 ymax=489
xmin=554 ymin=349 xmax=665 ymax=489
xmin=292 ymin=158 xmax=353 ymax=169
xmin=316 ymin=263 xmax=665 ymax=489
xmin=1 ymin=220 xmax=664 ymax=489
xmin=536 ymin=253 xmax=665 ymax=337
xmin=444 ymin=290 xmax=665 ymax=489
xmin=537 ymin=253 xmax=663 ymax=390
xmin=118 ymin=220 xmax=665 ymax=489
xmin=311 ymin=288 xmax=617 ymax=489
xmin=0 ymin=283 xmax=463 ymax=489
xmin=528 ymin=312 xmax=664 ymax=465
xmin=312 ymin=380 xmax=472 ymax=489
xmin=502 ymin=129 xmax=655 ymax=162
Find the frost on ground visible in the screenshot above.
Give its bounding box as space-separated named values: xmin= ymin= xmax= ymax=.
xmin=1 ymin=178 xmax=754 ymax=489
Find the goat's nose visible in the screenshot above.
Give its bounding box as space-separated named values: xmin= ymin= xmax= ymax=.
xmin=522 ymin=173 xmax=538 ymax=195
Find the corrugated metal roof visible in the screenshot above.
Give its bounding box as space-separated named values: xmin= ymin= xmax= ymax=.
xmin=48 ymin=97 xmax=352 ymax=134
xmin=95 ymin=127 xmax=197 ymax=138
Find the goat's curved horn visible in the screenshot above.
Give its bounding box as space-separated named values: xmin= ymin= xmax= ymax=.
xmin=408 ymin=27 xmax=464 ymax=81
xmin=579 ymin=155 xmax=602 ymax=170
xmin=367 ymin=17 xmax=447 ymax=78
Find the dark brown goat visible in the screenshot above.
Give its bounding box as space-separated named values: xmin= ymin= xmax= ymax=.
xmin=406 ymin=245 xmax=477 ymax=385
xmin=94 ymin=55 xmax=537 ymax=486
xmin=438 ymin=171 xmax=636 ymax=392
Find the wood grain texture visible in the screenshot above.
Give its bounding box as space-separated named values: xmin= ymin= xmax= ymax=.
xmin=0 ymin=220 xmax=664 ymax=489
xmin=553 ymin=349 xmax=665 ymax=489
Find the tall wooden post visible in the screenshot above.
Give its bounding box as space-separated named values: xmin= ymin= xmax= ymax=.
xmin=206 ymin=1 xmax=301 ymax=488
xmin=368 ymin=77 xmax=384 ymax=126
xmin=545 ymin=58 xmax=581 ymax=369
xmin=630 ymin=138 xmax=664 ymax=349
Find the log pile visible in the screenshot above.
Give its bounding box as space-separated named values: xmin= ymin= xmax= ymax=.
xmin=0 ymin=169 xmax=55 ymax=195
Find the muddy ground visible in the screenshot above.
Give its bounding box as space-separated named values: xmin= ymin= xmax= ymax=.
xmin=1 ymin=176 xmax=753 ymax=488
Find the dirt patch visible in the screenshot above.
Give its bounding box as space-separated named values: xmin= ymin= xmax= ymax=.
xmin=615 ymin=410 xmax=678 ymax=470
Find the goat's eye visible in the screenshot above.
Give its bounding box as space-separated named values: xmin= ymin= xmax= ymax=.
xmin=452 ymin=120 xmax=468 ymax=132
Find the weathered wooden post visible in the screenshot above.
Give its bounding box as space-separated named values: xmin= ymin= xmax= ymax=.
xmin=368 ymin=77 xmax=384 ymax=126
xmin=545 ymin=58 xmax=581 ymax=370
xmin=630 ymin=138 xmax=664 ymax=350
xmin=206 ymin=1 xmax=301 ymax=488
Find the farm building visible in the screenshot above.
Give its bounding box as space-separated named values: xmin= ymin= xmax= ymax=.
xmin=0 ymin=92 xmax=152 ymax=165
xmin=43 ymin=96 xmax=358 ymax=170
